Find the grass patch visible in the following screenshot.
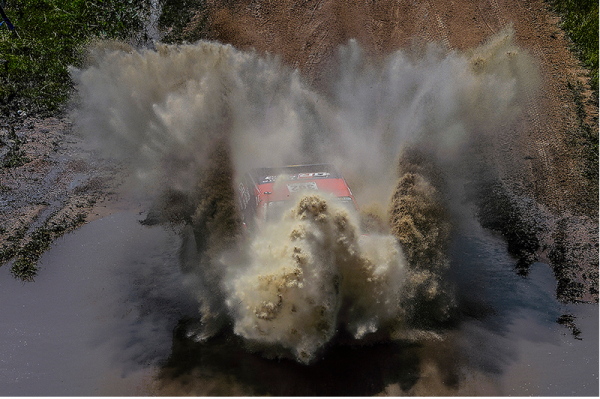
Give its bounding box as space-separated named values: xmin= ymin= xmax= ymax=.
xmin=1 ymin=125 xmax=30 ymax=168
xmin=0 ymin=224 xmax=27 ymax=265
xmin=157 ymin=0 xmax=207 ymax=43
xmin=0 ymin=0 xmax=150 ymax=117
xmin=548 ymin=0 xmax=599 ymax=94
xmin=567 ymin=80 xmax=599 ymax=200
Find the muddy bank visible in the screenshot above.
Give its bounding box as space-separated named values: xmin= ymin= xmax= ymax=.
xmin=0 ymin=117 xmax=127 ymax=279
xmin=464 ymin=160 xmax=598 ymax=303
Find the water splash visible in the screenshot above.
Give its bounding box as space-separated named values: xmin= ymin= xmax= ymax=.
xmin=70 ymin=26 xmax=537 ymax=363
xmin=224 ymin=195 xmax=406 ymax=363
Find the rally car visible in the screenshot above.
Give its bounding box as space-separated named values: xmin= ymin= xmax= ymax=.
xmin=237 ymin=163 xmax=358 ymax=230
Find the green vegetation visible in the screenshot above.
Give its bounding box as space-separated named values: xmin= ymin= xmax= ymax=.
xmin=1 ymin=125 xmax=30 ymax=167
xmin=157 ymin=0 xmax=207 ymax=44
xmin=0 ymin=223 xmax=27 ymax=273
xmin=547 ymin=0 xmax=598 ymax=214
xmin=0 ymin=0 xmax=151 ymax=281
xmin=0 ymin=0 xmax=150 ymax=117
xmin=548 ymin=0 xmax=599 ymax=94
xmin=564 ymin=80 xmax=599 ymax=214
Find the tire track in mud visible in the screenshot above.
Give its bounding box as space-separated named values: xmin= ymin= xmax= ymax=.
xmin=413 ymin=2 xmax=437 ymax=48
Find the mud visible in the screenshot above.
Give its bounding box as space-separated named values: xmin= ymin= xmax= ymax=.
xmin=63 ymin=23 xmax=555 ymax=367
xmin=0 ymin=3 xmax=597 ymax=393
xmin=0 ymin=117 xmax=126 ymax=278
xmin=223 ymin=194 xmax=409 ymax=363
xmin=389 ymin=147 xmax=454 ymax=328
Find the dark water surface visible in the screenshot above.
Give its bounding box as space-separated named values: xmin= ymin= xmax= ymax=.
xmin=0 ymin=212 xmax=190 ymax=395
xmin=0 ymin=211 xmax=597 ymax=395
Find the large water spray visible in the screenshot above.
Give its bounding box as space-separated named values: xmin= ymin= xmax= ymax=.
xmin=225 ymin=194 xmax=407 ymax=363
xmin=70 ymin=26 xmax=537 ymax=363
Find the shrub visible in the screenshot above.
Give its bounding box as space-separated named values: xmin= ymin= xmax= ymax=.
xmin=549 ymin=0 xmax=599 ymax=94
xmin=0 ymin=0 xmax=149 ymax=117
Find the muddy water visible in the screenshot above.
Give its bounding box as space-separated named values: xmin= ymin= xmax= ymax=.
xmin=0 ymin=210 xmax=597 ymax=395
xmin=0 ymin=212 xmax=192 ymax=395
xmin=447 ymin=214 xmax=599 ymax=396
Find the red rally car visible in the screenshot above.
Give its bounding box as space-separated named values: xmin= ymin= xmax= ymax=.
xmin=237 ymin=164 xmax=359 ymax=229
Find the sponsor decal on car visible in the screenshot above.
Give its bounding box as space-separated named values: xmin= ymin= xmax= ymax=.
xmin=286 ymin=181 xmax=319 ymax=192
xmin=261 ymin=172 xmax=331 ymax=183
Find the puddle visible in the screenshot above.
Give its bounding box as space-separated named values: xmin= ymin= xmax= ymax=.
xmin=0 ymin=212 xmax=189 ymax=395
xmin=450 ymin=217 xmax=599 ymax=396
xmin=0 ymin=210 xmax=597 ymax=395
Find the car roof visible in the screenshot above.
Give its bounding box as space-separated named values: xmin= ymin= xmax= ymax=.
xmin=249 ymin=163 xmax=342 ymax=185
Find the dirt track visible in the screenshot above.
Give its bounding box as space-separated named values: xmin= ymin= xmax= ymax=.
xmin=1 ymin=0 xmax=597 ymax=301
xmin=196 ymin=0 xmax=597 ymax=213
